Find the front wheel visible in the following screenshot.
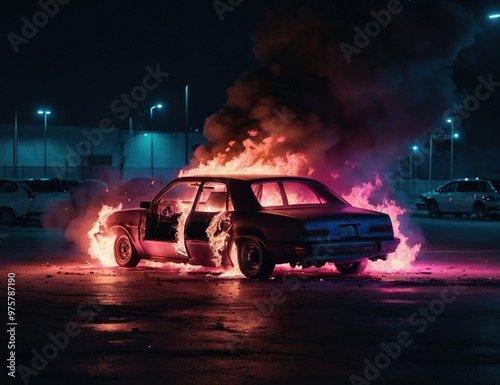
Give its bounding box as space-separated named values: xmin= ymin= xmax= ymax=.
xmin=237 ymin=238 xmax=275 ymax=279
xmin=335 ymin=260 xmax=367 ymax=275
xmin=473 ymin=203 xmax=486 ymax=221
xmin=0 ymin=207 xmax=15 ymax=226
xmin=114 ymin=231 xmax=140 ymax=267
xmin=427 ymin=200 xmax=441 ymax=218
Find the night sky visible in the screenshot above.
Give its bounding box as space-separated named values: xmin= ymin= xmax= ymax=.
xmin=1 ymin=0 xmax=499 ymax=162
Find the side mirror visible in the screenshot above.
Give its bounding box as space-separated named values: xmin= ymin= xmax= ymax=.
xmin=140 ymin=201 xmax=151 ymax=209
xmin=435 ymin=186 xmax=442 ymax=193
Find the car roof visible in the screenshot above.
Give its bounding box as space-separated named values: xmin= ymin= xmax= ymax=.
xmin=174 ymin=174 xmax=317 ymax=182
xmin=448 ymin=178 xmax=490 ymax=183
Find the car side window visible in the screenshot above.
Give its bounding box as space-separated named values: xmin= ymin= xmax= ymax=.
xmin=441 ymin=182 xmax=458 ymax=193
xmin=0 ymin=181 xmax=17 ymax=193
xmin=283 ymin=181 xmax=326 ymax=205
xmin=252 ymin=182 xmax=284 ymax=207
xmin=194 ymin=182 xmax=232 ymax=212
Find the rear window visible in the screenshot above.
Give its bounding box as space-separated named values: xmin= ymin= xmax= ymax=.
xmin=251 ymin=180 xmax=345 ymax=208
xmin=458 ymin=181 xmax=494 ymax=192
xmin=0 ymin=180 xmax=18 ymax=193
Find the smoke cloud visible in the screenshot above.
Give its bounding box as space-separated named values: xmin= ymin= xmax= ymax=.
xmin=193 ymin=0 xmax=479 ymax=193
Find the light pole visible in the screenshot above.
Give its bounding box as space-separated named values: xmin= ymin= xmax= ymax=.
xmin=410 ymin=145 xmax=418 ymax=195
xmin=149 ymin=104 xmax=163 ymax=132
xmin=428 ymin=133 xmax=438 ymax=191
xmin=38 ymin=110 xmax=51 ymax=177
xmin=149 ymin=104 xmax=162 ymax=120
xmin=447 ymin=119 xmax=455 ymax=180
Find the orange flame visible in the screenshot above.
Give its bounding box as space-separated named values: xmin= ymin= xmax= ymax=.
xmin=342 ymin=176 xmax=419 ymax=272
xmin=87 ymin=204 xmax=122 ymax=267
xmin=181 ymin=136 xmax=313 ymax=177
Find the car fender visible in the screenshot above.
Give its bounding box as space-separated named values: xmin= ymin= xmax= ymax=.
xmin=108 ymin=224 xmax=148 ymax=259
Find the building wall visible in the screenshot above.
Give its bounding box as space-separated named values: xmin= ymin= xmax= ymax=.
xmin=0 ymin=124 xmax=207 ymax=181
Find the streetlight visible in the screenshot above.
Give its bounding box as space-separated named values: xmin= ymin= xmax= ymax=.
xmin=410 ymin=145 xmax=418 ymax=195
xmin=488 ymin=13 xmax=500 ymax=19
xmin=37 ymin=110 xmax=51 ymax=177
xmin=447 ymin=119 xmax=455 ymax=179
xmin=150 ymin=104 xmax=162 ymax=120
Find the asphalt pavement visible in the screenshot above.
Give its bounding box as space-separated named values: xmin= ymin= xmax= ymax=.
xmin=1 ymin=215 xmax=499 ymax=385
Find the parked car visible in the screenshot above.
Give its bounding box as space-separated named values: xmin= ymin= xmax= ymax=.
xmin=416 ymin=178 xmax=500 ymax=219
xmin=23 ymin=179 xmax=73 ymax=215
xmin=97 ymin=175 xmax=400 ymax=279
xmin=0 ymin=179 xmax=36 ymax=225
xmin=23 ymin=178 xmax=82 ymax=227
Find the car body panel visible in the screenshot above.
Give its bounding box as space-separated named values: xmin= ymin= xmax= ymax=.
xmin=0 ymin=179 xmax=36 ymax=223
xmin=23 ymin=178 xmax=74 ymax=216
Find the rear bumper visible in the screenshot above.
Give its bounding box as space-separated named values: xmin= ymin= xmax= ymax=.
xmin=293 ymin=237 xmax=401 ymax=264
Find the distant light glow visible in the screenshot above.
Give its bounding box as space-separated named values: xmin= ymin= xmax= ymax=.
xmin=453 ymin=133 xmax=459 ymax=138
xmin=157 ymin=104 xmax=163 ymax=109
xmin=412 ymin=145 xmax=418 ymax=151
xmin=489 ymin=13 xmax=500 ymax=19
xmin=446 ymin=119 xmax=452 ymax=123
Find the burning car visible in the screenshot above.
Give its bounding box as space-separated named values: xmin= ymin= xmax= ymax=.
xmin=96 ymin=175 xmax=400 ymax=279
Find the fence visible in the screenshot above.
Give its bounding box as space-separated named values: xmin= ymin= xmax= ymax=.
xmin=0 ymin=165 xmax=180 ymax=185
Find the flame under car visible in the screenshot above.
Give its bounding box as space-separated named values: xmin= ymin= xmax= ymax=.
xmin=97 ymin=175 xmax=400 ymax=279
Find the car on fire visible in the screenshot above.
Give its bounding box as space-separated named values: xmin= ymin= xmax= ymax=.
xmin=416 ymin=178 xmax=500 ymax=219
xmin=97 ymin=175 xmax=401 ymax=279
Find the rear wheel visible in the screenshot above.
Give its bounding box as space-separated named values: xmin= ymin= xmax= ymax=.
xmin=237 ymin=238 xmax=275 ymax=279
xmin=0 ymin=207 xmax=15 ymax=226
xmin=114 ymin=230 xmax=140 ymax=267
xmin=473 ymin=202 xmax=486 ymax=221
xmin=335 ymin=260 xmax=367 ymax=275
xmin=427 ymin=200 xmax=441 ymax=218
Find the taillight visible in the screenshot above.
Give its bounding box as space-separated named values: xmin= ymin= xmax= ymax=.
xmin=369 ymin=224 xmax=393 ymax=233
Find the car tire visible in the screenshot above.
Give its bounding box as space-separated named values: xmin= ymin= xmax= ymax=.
xmin=114 ymin=230 xmax=140 ymax=267
xmin=237 ymin=238 xmax=275 ymax=279
xmin=335 ymin=260 xmax=367 ymax=275
xmin=0 ymin=207 xmax=15 ymax=226
xmin=427 ymin=200 xmax=441 ymax=218
xmin=473 ymin=203 xmax=486 ymax=221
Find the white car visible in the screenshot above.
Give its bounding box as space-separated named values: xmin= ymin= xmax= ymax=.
xmin=0 ymin=179 xmax=36 ymax=225
xmin=416 ymin=178 xmax=500 ymax=219
xmin=23 ymin=179 xmax=76 ymax=227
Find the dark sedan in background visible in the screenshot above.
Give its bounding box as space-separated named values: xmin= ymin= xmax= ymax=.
xmin=97 ymin=175 xmax=400 ymax=279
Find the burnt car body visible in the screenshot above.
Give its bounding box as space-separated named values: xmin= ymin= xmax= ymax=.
xmin=98 ymin=175 xmax=400 ymax=279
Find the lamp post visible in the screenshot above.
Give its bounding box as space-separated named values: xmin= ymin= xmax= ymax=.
xmin=428 ymin=133 xmax=435 ymax=191
xmin=447 ymin=119 xmax=455 ymax=180
xmin=410 ymin=145 xmax=418 ymax=195
xmin=149 ymin=104 xmax=163 ymax=132
xmin=37 ymin=110 xmax=51 ymax=177
xmin=149 ymin=104 xmax=162 ymax=120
